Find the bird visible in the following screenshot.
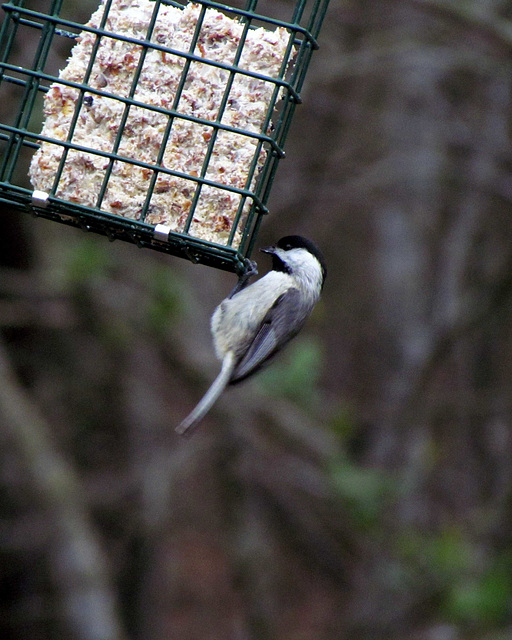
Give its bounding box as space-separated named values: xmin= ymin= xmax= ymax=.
xmin=176 ymin=235 xmax=326 ymax=435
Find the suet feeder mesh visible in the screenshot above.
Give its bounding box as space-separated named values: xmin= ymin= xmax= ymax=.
xmin=0 ymin=0 xmax=329 ymax=273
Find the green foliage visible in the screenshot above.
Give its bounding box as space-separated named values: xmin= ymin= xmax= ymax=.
xmin=399 ymin=526 xmax=474 ymax=580
xmin=257 ymin=336 xmax=324 ymax=407
xmin=445 ymin=560 xmax=512 ymax=626
xmin=59 ymin=236 xmax=113 ymax=286
xmin=329 ymin=404 xmax=357 ymax=440
xmin=145 ymin=263 xmax=183 ymax=334
xmin=398 ymin=528 xmax=512 ymax=628
xmin=62 ymin=233 xmax=181 ymax=303
xmin=329 ymin=458 xmax=397 ymax=530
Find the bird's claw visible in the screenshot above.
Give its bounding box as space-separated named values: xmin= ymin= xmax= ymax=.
xmin=228 ymin=259 xmax=258 ymax=298
xmin=243 ymin=259 xmax=258 ymax=278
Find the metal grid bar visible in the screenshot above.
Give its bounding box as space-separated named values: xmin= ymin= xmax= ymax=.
xmin=0 ymin=0 xmax=330 ymax=273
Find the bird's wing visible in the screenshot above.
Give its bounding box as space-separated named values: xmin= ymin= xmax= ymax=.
xmin=230 ymin=288 xmax=307 ymax=384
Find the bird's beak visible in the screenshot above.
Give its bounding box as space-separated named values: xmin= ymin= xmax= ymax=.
xmin=260 ymin=245 xmax=276 ymax=255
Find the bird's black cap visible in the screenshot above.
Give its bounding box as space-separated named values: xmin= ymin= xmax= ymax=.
xmin=261 ymin=235 xmax=327 ymax=285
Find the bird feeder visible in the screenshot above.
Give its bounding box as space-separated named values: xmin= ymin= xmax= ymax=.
xmin=0 ymin=0 xmax=329 ymax=273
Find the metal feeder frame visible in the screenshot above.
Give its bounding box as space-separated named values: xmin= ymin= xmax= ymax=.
xmin=0 ymin=0 xmax=329 ymax=273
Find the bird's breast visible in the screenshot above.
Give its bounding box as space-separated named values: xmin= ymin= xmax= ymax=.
xmin=211 ymin=272 xmax=291 ymax=360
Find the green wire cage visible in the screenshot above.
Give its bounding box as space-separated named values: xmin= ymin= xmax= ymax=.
xmin=0 ymin=0 xmax=329 ymax=273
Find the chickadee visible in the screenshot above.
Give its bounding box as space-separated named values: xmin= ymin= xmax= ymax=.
xmin=176 ymin=235 xmax=327 ymax=436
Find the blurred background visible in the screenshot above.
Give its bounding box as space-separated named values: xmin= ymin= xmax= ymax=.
xmin=2 ymin=0 xmax=512 ymax=639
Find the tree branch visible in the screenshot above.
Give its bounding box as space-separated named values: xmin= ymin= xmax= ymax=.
xmin=0 ymin=338 xmax=126 ymax=640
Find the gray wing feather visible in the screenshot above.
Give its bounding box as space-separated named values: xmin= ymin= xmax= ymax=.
xmin=230 ymin=288 xmax=307 ymax=383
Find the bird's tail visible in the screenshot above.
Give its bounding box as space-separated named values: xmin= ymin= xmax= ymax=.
xmin=175 ymin=352 xmax=236 ymax=436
